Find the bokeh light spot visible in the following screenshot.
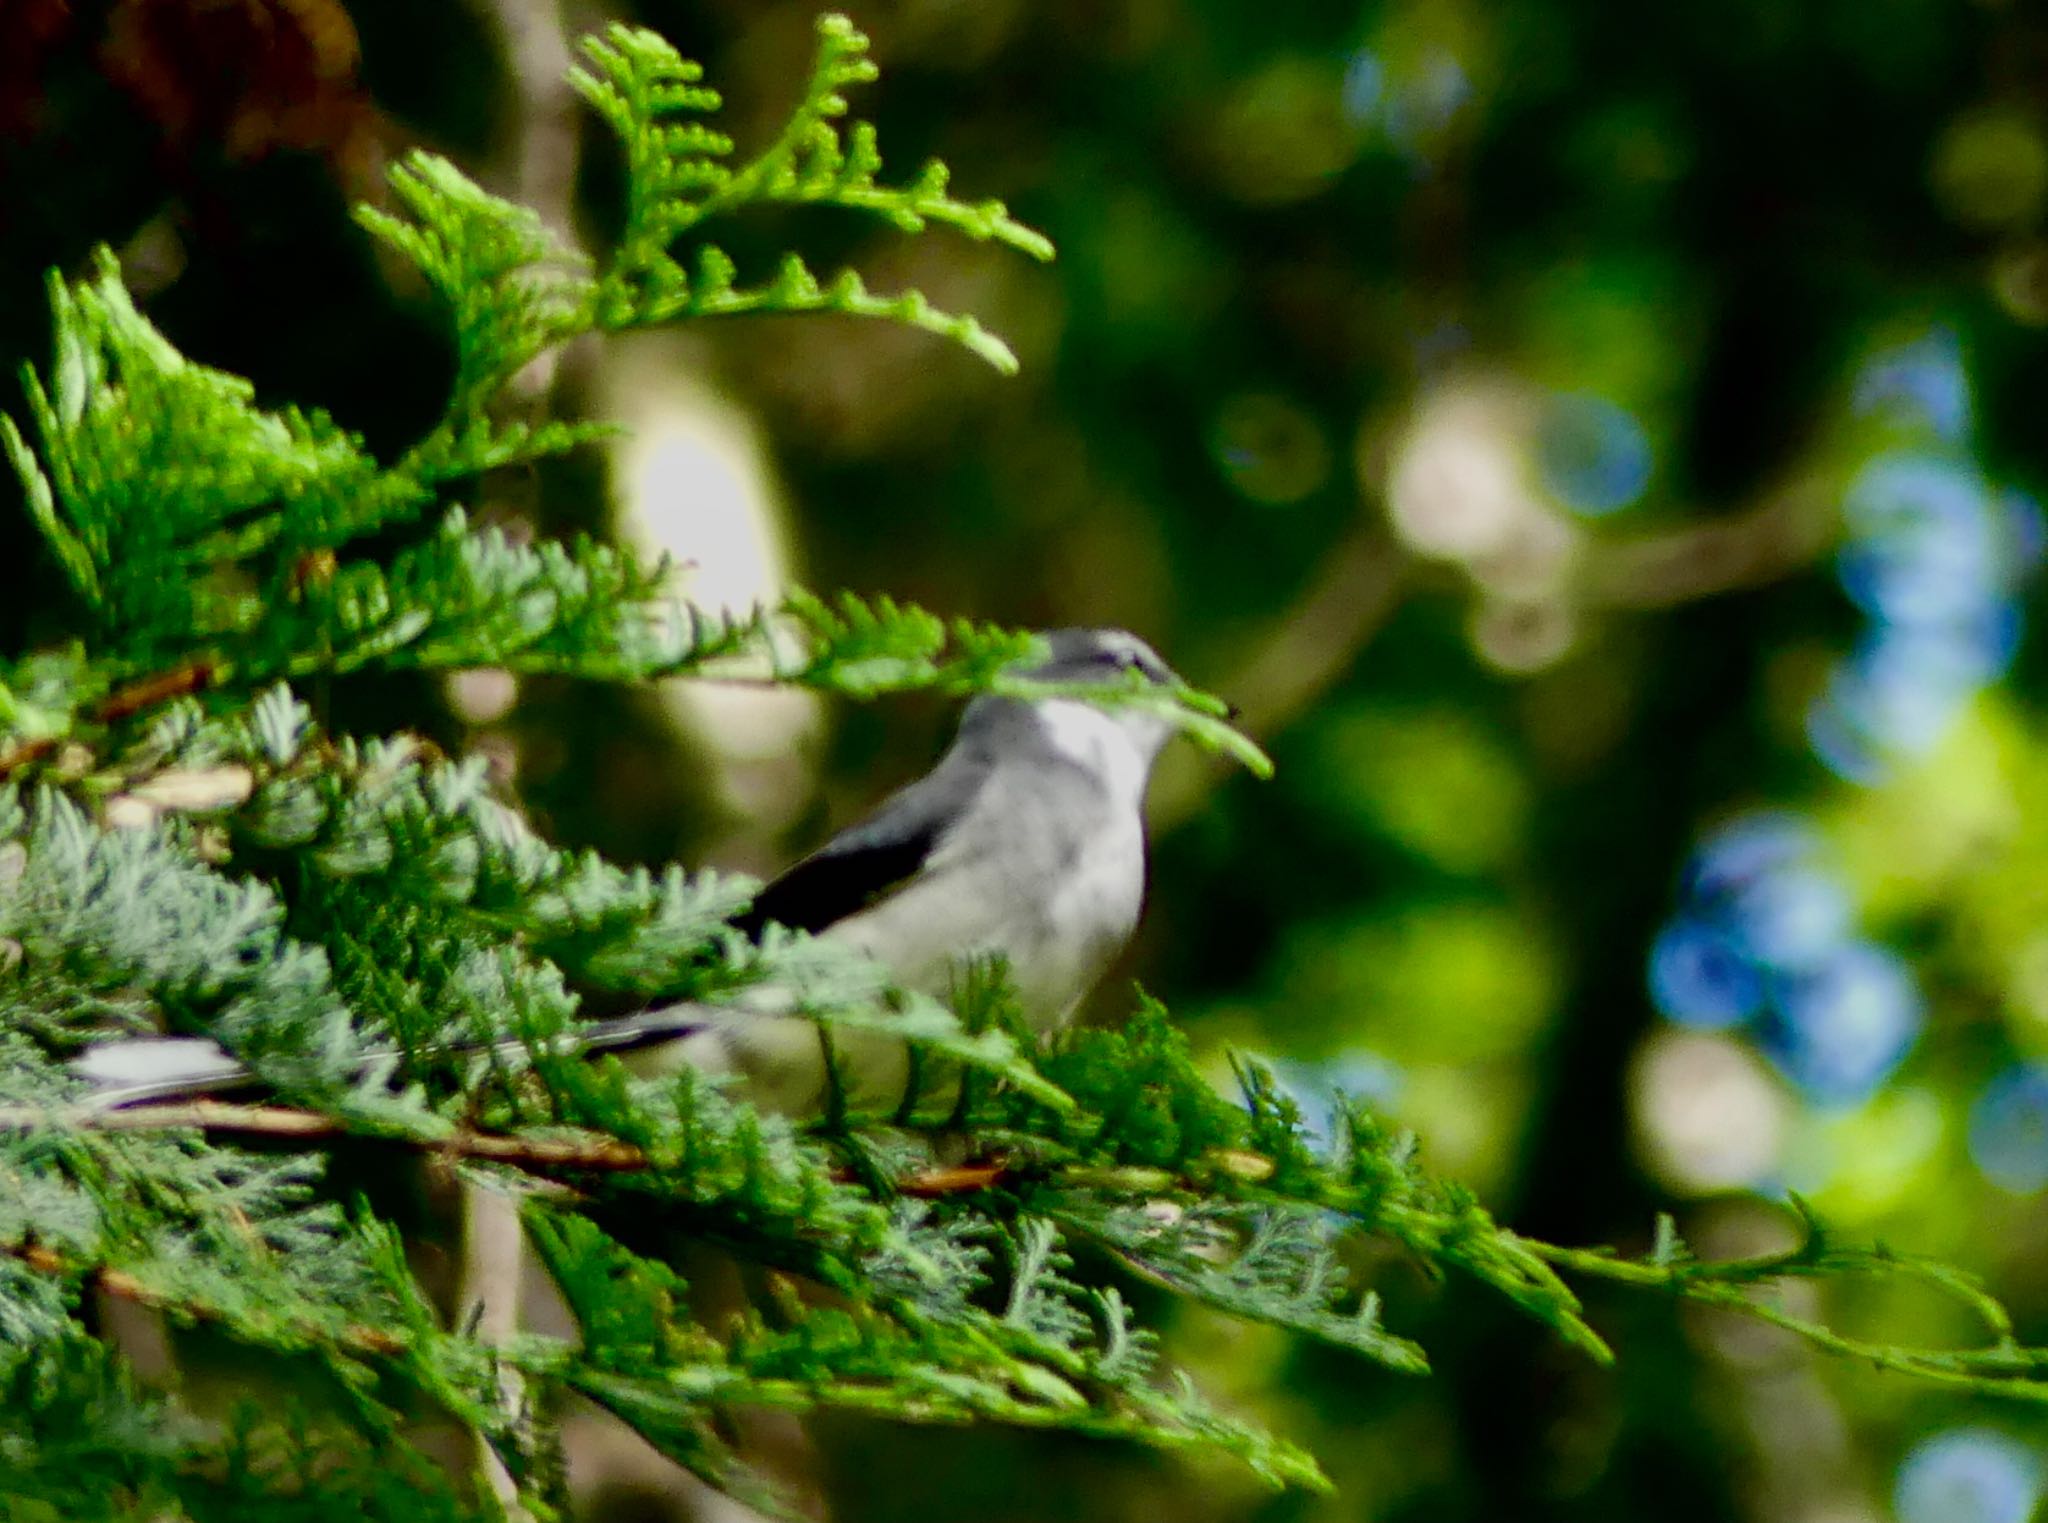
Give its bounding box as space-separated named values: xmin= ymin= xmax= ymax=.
xmin=1383 ymin=380 xmax=1539 ymax=561
xmin=1809 ymin=632 xmax=1981 ymax=777
xmin=2001 ymin=488 xmax=2047 ymax=571
xmin=1838 ymin=454 xmax=1999 ymax=625
xmin=1381 ymin=49 xmax=1473 ymax=159
xmin=1759 ymin=942 xmax=1923 ymax=1105
xmin=1648 ymin=919 xmax=1765 ymax=1029
xmin=1783 ymin=1085 xmax=1946 ymax=1214
xmin=1209 ymin=392 xmax=1332 ymax=505
xmin=1969 ymin=1065 xmax=2048 ymax=1193
xmin=447 ymin=666 xmax=518 ymax=725
xmin=1535 ymin=391 xmax=1653 ymax=516
xmin=1895 ymin=1428 xmax=2042 ymax=1523
xmin=1814 ymin=445 xmax=2033 ymax=784
xmin=1340 ymin=49 xmax=1384 ymax=127
xmin=1991 ymin=241 xmax=2048 ymax=325
xmin=1209 ymin=57 xmax=1356 ymax=204
xmin=1685 ymin=812 xmax=1820 ymax=901
xmin=1852 ymin=329 xmax=1971 ymax=442
xmin=1268 ymin=1051 xmax=1404 ymax=1145
xmin=1630 ymin=1030 xmax=1786 ymax=1194
xmin=1302 ymin=705 xmax=1530 ymax=873
xmin=1280 ymin=903 xmax=1558 ymax=1066
xmin=1931 ymin=106 xmax=2048 ymax=230
xmin=1469 ymin=596 xmax=1576 ymax=673
xmin=1684 ymin=814 xmax=1853 ymax=976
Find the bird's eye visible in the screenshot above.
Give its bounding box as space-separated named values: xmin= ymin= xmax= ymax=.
xmin=1090 ymin=648 xmax=1140 ymax=672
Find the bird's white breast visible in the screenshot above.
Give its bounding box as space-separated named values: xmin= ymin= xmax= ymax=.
xmin=1034 ymin=699 xmax=1154 ymax=809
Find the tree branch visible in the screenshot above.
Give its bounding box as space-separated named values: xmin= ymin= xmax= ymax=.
xmin=0 ymin=1098 xmax=1027 ymax=1195
xmin=1579 ymin=477 xmax=1836 ymax=610
xmin=0 ymin=1100 xmax=651 ymax=1172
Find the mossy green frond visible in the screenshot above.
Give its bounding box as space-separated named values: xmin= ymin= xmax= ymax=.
xmin=534 ymin=1202 xmax=1329 ymax=1498
xmin=1533 ymin=1201 xmax=2048 ymax=1402
xmin=0 ymin=1337 xmax=488 ymax=1522
xmin=2 ymin=251 xmax=423 ymax=652
xmin=1052 ymin=1195 xmax=1432 ymax=1375
xmin=356 ymin=152 xmax=597 ymax=421
xmin=621 ymin=246 xmax=1027 ymax=374
xmin=574 ymin=14 xmax=1051 ymax=369
xmin=0 ymin=414 xmax=92 ymax=602
xmin=775 ymin=588 xmax=1039 ymax=693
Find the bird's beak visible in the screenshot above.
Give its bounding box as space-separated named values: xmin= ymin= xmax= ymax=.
xmin=1221 ymin=699 xmax=1242 ymax=722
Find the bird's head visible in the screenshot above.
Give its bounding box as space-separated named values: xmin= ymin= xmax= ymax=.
xmin=1028 ymin=627 xmax=1180 ymax=686
xmin=1015 ymin=627 xmax=1188 ymax=771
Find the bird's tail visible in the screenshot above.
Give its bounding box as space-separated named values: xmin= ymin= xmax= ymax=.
xmin=62 ymin=1006 xmax=715 ymax=1112
xmin=66 ymin=1037 xmax=272 ymax=1110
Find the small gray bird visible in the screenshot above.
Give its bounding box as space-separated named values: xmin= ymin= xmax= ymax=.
xmin=69 ymin=628 xmax=1194 ymax=1115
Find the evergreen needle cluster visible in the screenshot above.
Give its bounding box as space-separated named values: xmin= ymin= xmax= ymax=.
xmin=0 ymin=13 xmax=2037 ymax=1519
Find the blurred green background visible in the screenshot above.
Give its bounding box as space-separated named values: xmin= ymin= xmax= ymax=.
xmin=8 ymin=0 xmax=2048 ymax=1520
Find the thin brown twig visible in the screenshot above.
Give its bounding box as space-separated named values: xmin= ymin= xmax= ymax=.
xmin=0 ymin=658 xmax=219 ymax=779
xmin=0 ymin=736 xmax=57 ymax=774
xmin=0 ymin=1100 xmax=650 ymax=1173
xmin=94 ymin=659 xmax=217 ymax=721
xmin=0 ymin=1098 xmax=1035 ymax=1199
xmin=1579 ymin=478 xmax=1836 ymax=610
xmin=897 ymin=1162 xmax=1010 ymax=1196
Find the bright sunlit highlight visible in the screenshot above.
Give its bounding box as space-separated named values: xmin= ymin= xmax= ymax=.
xmin=604 ymin=342 xmax=819 ymax=831
xmin=1630 ymin=1029 xmax=1786 ymax=1194
xmin=1895 ymin=1429 xmax=2042 ymax=1523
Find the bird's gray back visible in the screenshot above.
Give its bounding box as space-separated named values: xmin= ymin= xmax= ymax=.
xmin=825 ymin=707 xmax=1147 ymax=1025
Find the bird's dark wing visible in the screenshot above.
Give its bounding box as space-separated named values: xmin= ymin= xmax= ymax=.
xmin=734 ymin=760 xmax=985 ymax=937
